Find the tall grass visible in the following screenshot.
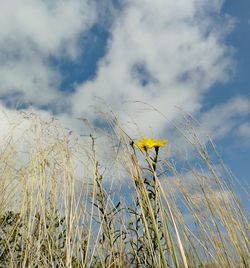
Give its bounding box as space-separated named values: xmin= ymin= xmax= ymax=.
xmin=0 ymin=112 xmax=249 ymax=267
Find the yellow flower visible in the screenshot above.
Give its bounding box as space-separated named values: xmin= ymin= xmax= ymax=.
xmin=136 ymin=137 xmax=167 ymax=151
xmin=136 ymin=137 xmax=156 ymax=151
xmin=154 ymin=138 xmax=167 ymax=148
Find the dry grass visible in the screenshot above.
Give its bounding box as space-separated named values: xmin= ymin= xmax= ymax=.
xmin=0 ymin=111 xmax=249 ymax=268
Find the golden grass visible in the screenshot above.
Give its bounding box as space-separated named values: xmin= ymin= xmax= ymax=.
xmin=0 ymin=112 xmax=249 ymax=268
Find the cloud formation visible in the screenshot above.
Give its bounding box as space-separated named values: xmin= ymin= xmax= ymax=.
xmin=71 ymin=0 xmax=236 ymax=135
xmin=199 ymin=96 xmax=250 ymax=139
xmin=237 ymin=122 xmax=250 ymax=147
xmin=0 ymin=0 xmax=248 ymax=143
xmin=0 ymin=0 xmax=96 ymax=106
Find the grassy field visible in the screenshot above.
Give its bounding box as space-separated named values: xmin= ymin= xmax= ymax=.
xmin=0 ymin=112 xmax=249 ymax=267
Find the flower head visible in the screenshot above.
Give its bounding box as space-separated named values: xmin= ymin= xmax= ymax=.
xmin=154 ymin=138 xmax=167 ymax=148
xmin=136 ymin=137 xmax=167 ymax=151
xmin=136 ymin=137 xmax=156 ymax=151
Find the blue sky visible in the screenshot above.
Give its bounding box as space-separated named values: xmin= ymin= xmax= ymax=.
xmin=0 ymin=0 xmax=249 ymax=187
xmin=203 ymin=0 xmax=250 ymax=183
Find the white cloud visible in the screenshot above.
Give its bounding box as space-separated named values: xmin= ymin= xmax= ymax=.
xmin=167 ymin=96 xmax=249 ymax=159
xmin=71 ymin=0 xmax=235 ymax=136
xmin=0 ymin=55 xmax=60 ymax=105
xmin=238 ymin=122 xmax=250 ymax=137
xmin=0 ymin=0 xmax=96 ymax=106
xmin=0 ymin=0 xmax=96 ymax=56
xmin=237 ymin=122 xmax=250 ymax=146
xmin=199 ymin=96 xmax=250 ymax=139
